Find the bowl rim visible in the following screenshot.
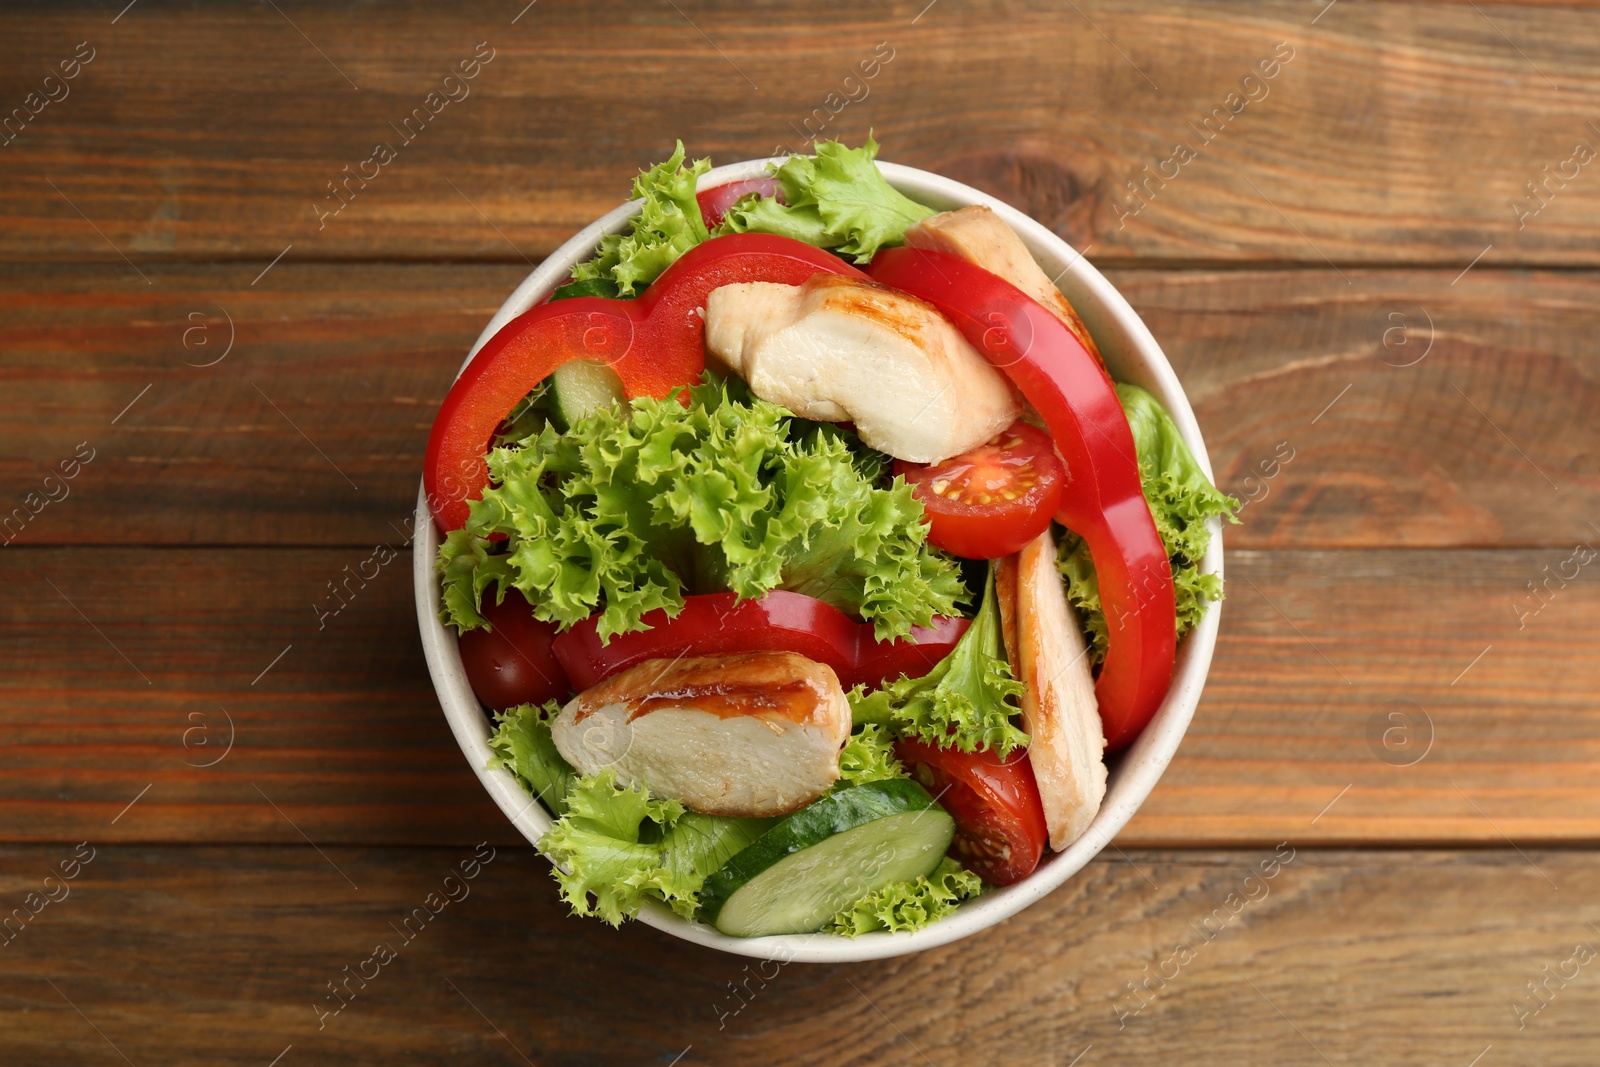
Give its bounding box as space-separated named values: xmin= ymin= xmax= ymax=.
xmin=413 ymin=157 xmax=1222 ymax=963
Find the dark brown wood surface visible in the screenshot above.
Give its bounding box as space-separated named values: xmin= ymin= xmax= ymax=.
xmin=3 ymin=1 xmax=1600 ymax=266
xmin=3 ymin=0 xmax=1599 ymax=1063
xmin=4 ymin=845 xmax=1599 ymax=1066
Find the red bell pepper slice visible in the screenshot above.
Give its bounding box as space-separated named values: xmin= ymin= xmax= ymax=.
xmin=850 ymin=615 xmax=971 ymax=691
xmin=869 ymin=247 xmax=1175 ymax=751
xmin=550 ymin=590 xmax=969 ymax=693
xmin=424 ymin=233 xmax=867 ymax=530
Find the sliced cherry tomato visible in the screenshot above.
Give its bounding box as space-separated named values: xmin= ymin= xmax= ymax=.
xmin=895 ymin=421 xmax=1065 ymax=560
xmin=550 ymin=590 xmax=969 ymax=693
xmin=458 ymin=597 xmax=571 ymax=711
xmin=696 ymin=177 xmax=781 ymax=230
xmin=894 ymin=738 xmax=1048 ymax=886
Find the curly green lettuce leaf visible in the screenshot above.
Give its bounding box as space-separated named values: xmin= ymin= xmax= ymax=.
xmin=721 ymin=136 xmax=936 ymax=262
xmin=1053 ymin=534 xmax=1108 ymax=663
xmin=721 ymin=193 xmax=832 ymax=247
xmin=837 ymin=723 xmax=907 ymax=786
xmin=655 ymin=386 xmax=808 ymax=597
xmin=826 ymin=857 xmax=983 ymax=937
xmin=1118 ymin=384 xmax=1241 ymax=571
xmin=438 ymin=527 xmax=517 ymax=631
xmin=539 ymin=770 xmax=688 ymax=926
xmin=657 ymin=813 xmax=774 ymax=920
xmin=789 ymin=417 xmax=892 ymax=484
xmin=848 ymin=567 xmax=1029 ymax=757
xmin=487 ymin=701 xmax=574 ymax=813
xmin=1057 ymin=384 xmax=1241 ymax=663
xmin=440 ymin=378 xmax=964 ymax=643
xmin=671 ymin=397 xmax=964 ymax=639
xmin=475 ymin=440 xmax=686 ymax=638
xmin=538 ymin=769 xmax=771 ymax=926
xmin=570 ymin=141 xmax=711 ymax=295
xmin=438 ymin=395 xmax=700 ymax=639
xmin=759 ymin=444 xmax=965 ymax=642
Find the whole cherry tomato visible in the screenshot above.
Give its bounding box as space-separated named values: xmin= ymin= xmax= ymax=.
xmin=459 ymin=596 xmax=570 ymax=711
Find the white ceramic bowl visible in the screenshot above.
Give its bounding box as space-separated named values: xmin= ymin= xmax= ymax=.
xmin=414 ymin=158 xmax=1222 ymax=962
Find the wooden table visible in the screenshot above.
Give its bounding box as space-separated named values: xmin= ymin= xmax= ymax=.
xmin=3 ymin=1 xmax=1598 ymax=1063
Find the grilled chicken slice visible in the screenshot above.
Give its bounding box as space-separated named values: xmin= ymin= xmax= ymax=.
xmin=1007 ymin=528 xmax=1107 ymax=849
xmin=550 ymin=651 xmax=852 ymax=818
xmin=906 ymin=205 xmax=1103 ymax=363
xmin=703 ymin=273 xmax=1019 ymax=464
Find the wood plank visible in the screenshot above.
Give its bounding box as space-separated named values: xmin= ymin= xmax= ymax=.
xmin=0 ymin=545 xmax=506 ymax=846
xmin=0 ymin=261 xmax=523 ymax=547
xmin=2 ymin=546 xmax=1596 ymax=847
xmin=1128 ymin=547 xmax=1600 ymax=846
xmin=5 ymin=263 xmax=1597 ymax=549
xmin=2 ymin=2 xmax=1599 ymax=265
xmin=1121 ymin=267 xmax=1600 ymax=548
xmin=2 ymin=844 xmax=1596 ymax=1065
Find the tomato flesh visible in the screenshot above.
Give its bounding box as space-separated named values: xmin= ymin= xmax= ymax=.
xmin=895 ymin=421 xmax=1065 ymax=560
xmin=458 ymin=597 xmax=571 ymax=711
xmin=893 ymin=738 xmax=1048 ymax=885
xmin=696 ymin=178 xmax=781 ymax=230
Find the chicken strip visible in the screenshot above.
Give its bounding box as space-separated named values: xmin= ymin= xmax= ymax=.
xmin=906 ymin=205 xmax=1103 ymax=363
xmin=550 ymin=651 xmax=852 ymax=818
xmin=703 ymin=273 xmax=1019 ymax=464
xmin=1006 ymin=528 xmax=1107 ymax=849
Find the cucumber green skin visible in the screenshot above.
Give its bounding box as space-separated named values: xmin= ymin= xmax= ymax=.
xmin=696 ymin=779 xmax=954 ymax=936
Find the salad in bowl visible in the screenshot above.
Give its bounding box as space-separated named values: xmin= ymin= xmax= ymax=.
xmin=415 ymin=138 xmax=1236 ymax=960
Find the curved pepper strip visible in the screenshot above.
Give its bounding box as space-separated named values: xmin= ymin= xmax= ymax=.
xmin=425 ymin=233 xmax=868 ymax=530
xmin=868 ymin=247 xmax=1175 ymax=750
xmin=551 ymin=591 xmax=969 ymax=693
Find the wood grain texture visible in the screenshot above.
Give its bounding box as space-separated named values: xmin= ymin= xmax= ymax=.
xmin=1131 ymin=547 xmax=1600 ymax=846
xmin=3 ymin=545 xmax=1594 ymax=847
xmin=2 ymin=1 xmax=1599 ymax=266
xmin=0 ymin=545 xmax=505 ymax=846
xmin=4 ymin=0 xmax=1599 ymax=1062
xmin=4 ymin=263 xmax=1596 ymax=549
xmin=1127 ymin=267 xmax=1600 ymax=548
xmin=0 ymin=2 xmax=1593 ymax=1062
xmin=0 ymin=261 xmax=521 ymax=548
xmin=2 ymin=844 xmax=1597 ymax=1066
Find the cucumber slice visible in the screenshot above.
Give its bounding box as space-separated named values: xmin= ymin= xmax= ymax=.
xmin=549 ymin=360 xmax=625 ymax=430
xmin=697 ymin=780 xmax=955 ymax=937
